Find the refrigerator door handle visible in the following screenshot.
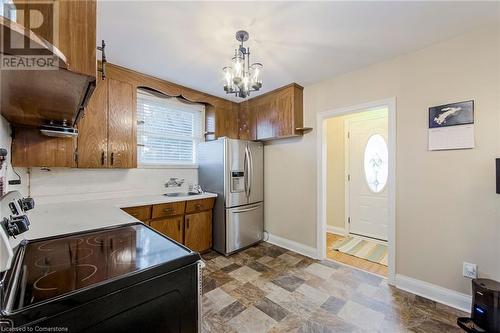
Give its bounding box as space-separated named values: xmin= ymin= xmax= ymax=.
xmin=248 ymin=144 xmax=253 ymax=199
xmin=233 ymin=204 xmax=261 ymax=213
xmin=244 ymin=146 xmax=251 ymax=199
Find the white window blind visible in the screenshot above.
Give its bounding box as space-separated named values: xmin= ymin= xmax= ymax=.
xmin=137 ymin=89 xmax=205 ymax=167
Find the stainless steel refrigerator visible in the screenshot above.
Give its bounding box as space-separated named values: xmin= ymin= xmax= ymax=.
xmin=198 ymin=138 xmax=264 ymax=255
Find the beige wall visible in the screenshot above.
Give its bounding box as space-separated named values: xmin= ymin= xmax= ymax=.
xmin=264 ymin=25 xmax=500 ymax=294
xmin=326 ymin=117 xmax=345 ymax=230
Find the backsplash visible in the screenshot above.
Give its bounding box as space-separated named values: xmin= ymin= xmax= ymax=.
xmin=27 ymin=167 xmax=197 ymax=205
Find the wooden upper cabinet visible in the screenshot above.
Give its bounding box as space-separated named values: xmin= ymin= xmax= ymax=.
xmin=57 ymin=0 xmax=96 ymax=77
xmin=205 ymin=102 xmax=239 ymax=140
xmin=77 ymin=75 xmax=108 ymax=168
xmin=13 ymin=0 xmax=96 ymax=77
xmin=238 ymin=83 xmax=304 ymax=141
xmin=107 ymin=78 xmax=136 ymax=168
xmin=238 ymin=101 xmax=256 ymax=141
xmin=12 ymin=128 xmax=76 ymax=167
xmin=76 ymin=76 xmax=135 ymax=169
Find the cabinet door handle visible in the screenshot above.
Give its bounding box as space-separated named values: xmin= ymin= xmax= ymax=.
xmin=195 ymin=204 xmax=202 ymax=210
xmin=101 ymin=151 xmax=105 ymax=165
xmin=110 ymin=152 xmax=114 ymax=165
xmin=163 ymin=208 xmax=173 ymax=213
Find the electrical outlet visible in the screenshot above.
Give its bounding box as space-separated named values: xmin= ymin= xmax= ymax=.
xmin=463 ymin=262 xmax=478 ymax=279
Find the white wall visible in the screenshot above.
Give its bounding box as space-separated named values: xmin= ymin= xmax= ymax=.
xmin=326 ymin=117 xmax=345 ymax=230
xmin=0 ymin=116 xmax=28 ymax=198
xmin=264 ymin=26 xmax=500 ymax=295
xmin=28 ymin=167 xmax=197 ymax=204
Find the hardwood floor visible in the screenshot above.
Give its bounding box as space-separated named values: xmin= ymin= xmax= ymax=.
xmin=326 ymin=233 xmax=388 ymax=277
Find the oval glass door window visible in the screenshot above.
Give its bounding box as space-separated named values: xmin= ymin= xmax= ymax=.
xmin=363 ymin=134 xmax=388 ymax=193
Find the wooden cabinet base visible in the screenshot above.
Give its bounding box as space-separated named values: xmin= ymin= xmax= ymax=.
xmin=149 ymin=216 xmax=184 ymax=244
xmin=184 ymin=211 xmax=212 ymax=253
xmin=122 ymin=198 xmax=214 ymax=253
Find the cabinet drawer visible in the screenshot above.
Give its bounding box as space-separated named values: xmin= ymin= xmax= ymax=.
xmin=185 ymin=198 xmax=215 ymax=214
xmin=152 ymin=201 xmax=186 ymax=219
xmin=149 ymin=216 xmax=184 ymax=244
xmin=121 ymin=205 xmax=151 ymax=222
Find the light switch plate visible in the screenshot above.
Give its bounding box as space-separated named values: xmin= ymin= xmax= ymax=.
xmin=463 ymin=262 xmax=477 ymax=279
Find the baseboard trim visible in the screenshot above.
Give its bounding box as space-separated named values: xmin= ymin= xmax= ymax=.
xmin=327 ymin=226 xmax=346 ymax=235
xmin=395 ymin=274 xmax=471 ymax=313
xmin=266 ymin=233 xmax=318 ymax=259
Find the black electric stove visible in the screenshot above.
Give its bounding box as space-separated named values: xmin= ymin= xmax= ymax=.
xmin=0 ymin=222 xmax=202 ymax=332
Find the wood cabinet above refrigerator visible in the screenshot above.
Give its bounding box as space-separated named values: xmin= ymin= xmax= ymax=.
xmin=238 ymin=83 xmax=305 ymax=141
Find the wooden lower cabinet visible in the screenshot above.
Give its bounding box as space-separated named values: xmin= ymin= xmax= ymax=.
xmin=149 ymin=216 xmax=184 ymax=244
xmin=121 ymin=198 xmax=214 ymax=253
xmin=184 ymin=211 xmax=212 ymax=253
xmin=121 ymin=205 xmax=151 ymax=222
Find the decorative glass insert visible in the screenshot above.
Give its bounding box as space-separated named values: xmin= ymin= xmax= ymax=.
xmin=363 ymin=134 xmax=388 ymax=193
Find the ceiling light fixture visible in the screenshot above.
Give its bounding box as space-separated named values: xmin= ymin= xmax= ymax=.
xmin=223 ymin=30 xmax=263 ymax=98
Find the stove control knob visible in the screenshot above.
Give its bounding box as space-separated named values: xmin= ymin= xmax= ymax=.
xmin=13 ymin=215 xmax=30 ymax=234
xmin=20 ymin=197 xmax=35 ymax=212
xmin=2 ymin=215 xmax=30 ymax=237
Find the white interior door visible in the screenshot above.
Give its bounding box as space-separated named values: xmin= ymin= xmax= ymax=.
xmin=347 ymin=114 xmax=389 ymax=241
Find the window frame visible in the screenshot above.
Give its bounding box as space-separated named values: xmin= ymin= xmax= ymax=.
xmin=136 ymin=89 xmax=205 ymax=169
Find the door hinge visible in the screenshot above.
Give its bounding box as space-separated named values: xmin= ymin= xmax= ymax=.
xmin=347 ymin=131 xmax=350 ymax=139
xmin=347 ymin=174 xmax=351 ymax=181
xmin=348 ymin=217 xmax=351 ymax=224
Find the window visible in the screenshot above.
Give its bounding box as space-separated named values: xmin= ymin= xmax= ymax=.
xmin=137 ymin=89 xmax=204 ymax=167
xmin=363 ymin=134 xmax=388 ymax=193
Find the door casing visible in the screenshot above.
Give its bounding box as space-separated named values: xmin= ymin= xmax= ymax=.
xmin=316 ymin=98 xmax=396 ymax=284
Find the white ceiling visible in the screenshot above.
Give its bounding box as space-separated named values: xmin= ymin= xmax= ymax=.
xmin=98 ymin=1 xmax=499 ymax=101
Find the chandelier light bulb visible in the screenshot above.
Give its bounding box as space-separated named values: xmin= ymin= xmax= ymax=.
xmin=223 ymin=66 xmax=233 ymax=92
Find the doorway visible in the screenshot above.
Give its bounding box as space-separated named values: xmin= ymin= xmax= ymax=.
xmin=316 ymin=99 xmax=396 ymax=283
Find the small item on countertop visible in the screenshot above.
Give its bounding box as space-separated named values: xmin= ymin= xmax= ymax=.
xmin=188 ymin=184 xmax=203 ymax=195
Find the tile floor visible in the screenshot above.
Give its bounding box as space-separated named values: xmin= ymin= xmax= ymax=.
xmin=201 ymin=242 xmax=466 ymax=333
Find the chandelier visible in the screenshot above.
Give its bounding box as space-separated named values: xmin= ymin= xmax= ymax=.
xmin=223 ymin=30 xmax=263 ymax=98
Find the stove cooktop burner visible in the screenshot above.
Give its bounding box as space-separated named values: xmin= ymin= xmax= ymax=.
xmin=8 ymin=224 xmax=192 ymax=310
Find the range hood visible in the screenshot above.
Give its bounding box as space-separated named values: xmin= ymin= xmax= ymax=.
xmin=0 ymin=17 xmax=95 ymax=129
xmin=40 ymin=122 xmax=79 ymax=138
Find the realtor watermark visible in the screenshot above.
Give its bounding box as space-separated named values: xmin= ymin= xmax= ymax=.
xmin=1 ymin=1 xmax=60 ymax=70
xmin=0 ymin=325 xmax=68 ymax=332
xmin=1 ymin=55 xmax=57 ymax=70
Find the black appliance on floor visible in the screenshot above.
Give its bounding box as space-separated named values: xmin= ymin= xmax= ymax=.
xmin=0 ymin=223 xmax=202 ymax=332
xmin=458 ymin=278 xmax=500 ymax=333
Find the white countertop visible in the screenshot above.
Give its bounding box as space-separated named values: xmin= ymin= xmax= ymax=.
xmin=25 ymin=192 xmax=217 ymax=240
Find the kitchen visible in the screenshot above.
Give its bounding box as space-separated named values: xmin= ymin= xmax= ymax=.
xmin=1 ymin=1 xmax=500 ymax=333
